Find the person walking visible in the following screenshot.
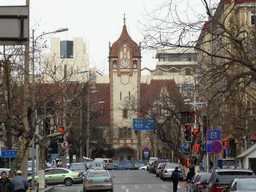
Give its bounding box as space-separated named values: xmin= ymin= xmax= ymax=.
xmin=0 ymin=171 xmax=14 ymax=192
xmin=171 ymin=167 xmax=181 ymax=192
xmin=11 ymin=170 xmax=28 ymax=192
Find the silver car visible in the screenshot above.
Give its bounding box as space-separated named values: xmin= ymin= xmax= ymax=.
xmin=83 ymin=169 xmax=114 ymax=192
xmin=161 ymin=163 xmax=181 ymax=181
xmin=155 ymin=163 xmax=164 ymax=177
xmin=223 ymin=178 xmax=256 ymax=192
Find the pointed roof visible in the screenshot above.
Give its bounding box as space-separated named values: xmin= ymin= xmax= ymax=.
xmin=109 ymin=23 xmax=141 ymax=58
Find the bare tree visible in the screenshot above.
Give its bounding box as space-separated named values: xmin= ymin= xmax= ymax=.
xmin=141 ymin=0 xmax=256 ymax=150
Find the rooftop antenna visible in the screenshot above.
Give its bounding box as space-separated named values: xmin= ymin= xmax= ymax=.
xmin=124 ymin=13 xmax=126 ymax=25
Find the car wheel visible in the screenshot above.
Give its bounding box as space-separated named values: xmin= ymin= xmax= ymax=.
xmin=110 ymin=189 xmax=113 ymax=192
xmin=64 ymin=178 xmax=73 ymax=186
xmin=163 ymin=177 xmax=166 ymax=181
xmin=156 ymin=174 xmax=159 ymax=177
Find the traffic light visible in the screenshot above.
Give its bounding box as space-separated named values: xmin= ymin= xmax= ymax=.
xmin=195 ymin=144 xmax=199 ymax=152
xmin=181 ymin=112 xmax=195 ymax=123
xmin=184 ymin=125 xmax=192 ymax=142
xmin=59 ymin=126 xmax=64 ymax=132
xmin=203 ymin=115 xmax=208 ymax=134
xmin=0 ymin=124 xmax=4 ymax=140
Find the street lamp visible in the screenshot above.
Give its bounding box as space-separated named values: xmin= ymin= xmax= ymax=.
xmin=31 ymin=28 xmax=68 ymax=189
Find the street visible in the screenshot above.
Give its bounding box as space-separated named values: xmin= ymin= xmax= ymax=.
xmin=52 ymin=170 xmax=187 ymax=192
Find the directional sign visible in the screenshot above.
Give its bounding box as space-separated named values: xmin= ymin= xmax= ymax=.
xmin=207 ymin=130 xmax=221 ymax=153
xmin=1 ymin=150 xmax=17 ymax=158
xmin=133 ymin=118 xmax=154 ymax=130
xmin=210 ymin=141 xmax=222 ymax=154
xmin=182 ymin=143 xmax=187 ymax=153
xmin=60 ymin=140 xmax=69 ymax=149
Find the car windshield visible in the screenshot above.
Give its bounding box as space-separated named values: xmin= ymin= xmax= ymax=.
xmin=69 ymin=164 xmax=85 ymax=170
xmin=216 ymin=172 xmax=254 ymax=183
xmin=89 ymin=171 xmax=109 ymax=177
xmin=165 ymin=164 xmax=179 ymax=169
xmin=238 ymin=180 xmax=256 ymax=190
xmin=199 ymin=173 xmax=211 ymax=182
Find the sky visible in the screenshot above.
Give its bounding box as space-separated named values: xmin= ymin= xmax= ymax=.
xmin=1 ymin=0 xmax=169 ymax=75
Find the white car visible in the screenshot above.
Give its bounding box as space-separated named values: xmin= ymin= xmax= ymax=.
xmin=139 ymin=166 xmax=147 ymax=170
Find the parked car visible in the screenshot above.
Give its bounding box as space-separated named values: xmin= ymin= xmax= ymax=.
xmin=160 ymin=163 xmax=181 ymax=181
xmin=93 ymin=159 xmax=106 ymax=169
xmin=206 ymin=168 xmax=255 ymax=192
xmin=83 ymin=169 xmax=114 ymax=192
xmin=115 ymin=161 xmax=134 ymax=170
xmin=222 ymin=178 xmax=256 ymax=192
xmin=69 ymin=162 xmax=87 ymax=176
xmin=88 ymin=161 xmax=104 ymax=170
xmin=134 ymin=161 xmax=146 ymax=170
xmin=103 ymin=158 xmax=114 ymax=170
xmin=139 ymin=165 xmax=147 ymax=170
xmin=147 ymin=157 xmax=158 ymax=171
xmin=27 ymin=168 xmax=83 ymax=186
xmin=187 ymin=172 xmax=211 ymax=192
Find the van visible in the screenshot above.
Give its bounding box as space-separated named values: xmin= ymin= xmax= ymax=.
xmin=103 ymin=158 xmax=114 ymax=170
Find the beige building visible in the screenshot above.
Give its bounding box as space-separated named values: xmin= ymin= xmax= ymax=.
xmin=43 ymin=37 xmax=90 ymax=83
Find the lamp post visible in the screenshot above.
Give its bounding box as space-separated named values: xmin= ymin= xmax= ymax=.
xmin=31 ymin=28 xmax=68 ymax=189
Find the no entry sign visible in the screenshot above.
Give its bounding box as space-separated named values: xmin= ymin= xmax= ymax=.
xmin=210 ymin=141 xmax=222 ymax=154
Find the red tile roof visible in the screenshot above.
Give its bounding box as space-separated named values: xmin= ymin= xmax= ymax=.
xmin=109 ymin=24 xmax=141 ymax=58
xmin=140 ymin=79 xmax=182 ymax=113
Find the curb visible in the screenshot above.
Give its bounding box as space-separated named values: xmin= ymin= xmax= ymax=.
xmin=31 ymin=186 xmax=54 ymax=192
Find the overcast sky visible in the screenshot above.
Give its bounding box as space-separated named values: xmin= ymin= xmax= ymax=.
xmin=1 ymin=0 xmax=170 ymax=75
xmin=1 ymin=0 xmax=214 ymax=75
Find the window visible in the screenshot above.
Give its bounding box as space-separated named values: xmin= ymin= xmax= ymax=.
xmin=251 ymin=9 xmax=256 ymax=25
xmin=60 ymin=41 xmax=73 ymax=58
xmin=113 ymin=60 xmax=117 ymax=69
xmin=133 ymin=60 xmax=137 ymax=69
xmin=123 ymin=109 xmax=128 ymax=118
xmin=119 ymin=128 xmax=123 ymax=139
xmin=120 ymin=92 xmax=122 ymax=100
xmin=118 ymin=127 xmax=132 ymax=139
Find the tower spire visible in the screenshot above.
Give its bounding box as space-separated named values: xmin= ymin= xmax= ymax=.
xmin=123 ymin=13 xmax=126 ymax=25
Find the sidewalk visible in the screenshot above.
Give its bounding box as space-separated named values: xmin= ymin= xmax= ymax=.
xmin=29 ymin=186 xmax=54 ymax=192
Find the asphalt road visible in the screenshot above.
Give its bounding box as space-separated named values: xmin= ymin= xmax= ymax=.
xmin=52 ymin=170 xmax=187 ymax=192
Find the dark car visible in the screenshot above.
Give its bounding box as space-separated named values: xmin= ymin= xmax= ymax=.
xmin=187 ymin=172 xmax=211 ymax=192
xmin=222 ymin=178 xmax=256 ymax=192
xmin=206 ymin=168 xmax=256 ymax=192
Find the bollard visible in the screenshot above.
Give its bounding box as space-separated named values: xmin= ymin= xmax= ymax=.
xmin=29 ymin=186 xmax=32 ymax=192
xmin=45 ymin=180 xmax=47 ymax=188
xmin=36 ymin=182 xmax=39 ymax=192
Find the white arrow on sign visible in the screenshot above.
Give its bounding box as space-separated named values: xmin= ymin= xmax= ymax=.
xmin=60 ymin=140 xmax=69 ymax=149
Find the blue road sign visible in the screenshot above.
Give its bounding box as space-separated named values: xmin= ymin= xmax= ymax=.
xmin=133 ymin=118 xmax=154 ymax=130
xmin=182 ymin=143 xmax=187 ymax=152
xmin=1 ymin=150 xmax=18 ymax=158
xmin=207 ymin=130 xmax=221 ymax=153
xmin=144 ymin=151 xmax=149 ymax=158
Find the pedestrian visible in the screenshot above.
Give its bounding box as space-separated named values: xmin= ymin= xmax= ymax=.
xmin=12 ymin=170 xmax=28 ymax=192
xmin=171 ymin=167 xmax=181 ymax=192
xmin=186 ymin=166 xmax=195 ymax=182
xmin=0 ymin=171 xmax=14 ymax=192
xmin=51 ymin=160 xmax=57 ymax=168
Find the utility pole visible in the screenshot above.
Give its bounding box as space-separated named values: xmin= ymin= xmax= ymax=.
xmin=21 ymin=0 xmax=30 ymax=180
xmin=61 ymin=65 xmax=67 ymax=167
